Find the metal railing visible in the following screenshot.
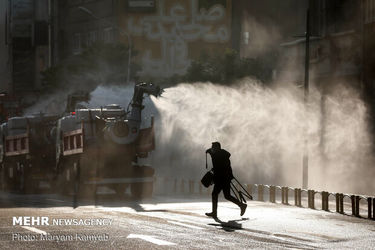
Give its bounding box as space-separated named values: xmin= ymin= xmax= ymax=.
xmin=153 ymin=177 xmax=374 ymax=220
xmin=249 ymin=184 xmax=375 ymax=220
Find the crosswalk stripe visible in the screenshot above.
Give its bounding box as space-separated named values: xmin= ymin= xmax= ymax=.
xmin=167 ymin=220 xmax=205 ymax=230
xmin=127 ymin=234 xmax=176 ymax=245
xmin=21 ymin=226 xmax=47 ymax=235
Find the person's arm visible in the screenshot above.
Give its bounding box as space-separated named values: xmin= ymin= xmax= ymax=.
xmin=224 ymin=150 xmax=234 ymax=179
xmin=229 ymin=167 xmax=234 ymax=179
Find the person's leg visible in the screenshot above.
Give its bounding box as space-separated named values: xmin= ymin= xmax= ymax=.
xmin=223 ymin=181 xmax=247 ymax=216
xmin=222 ymin=181 xmax=242 ymax=206
xmin=206 ymin=184 xmax=221 ymax=217
xmin=212 ymin=184 xmax=221 ymax=214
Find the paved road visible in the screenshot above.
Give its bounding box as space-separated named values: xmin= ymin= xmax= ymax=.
xmin=0 ymin=192 xmax=374 ymax=249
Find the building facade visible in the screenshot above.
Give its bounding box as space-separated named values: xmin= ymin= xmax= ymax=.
xmin=58 ymin=0 xmax=118 ymax=56
xmin=364 ymin=0 xmax=375 ymax=98
xmin=118 ymin=0 xmax=231 ymax=78
xmin=0 ymin=0 xmax=59 ymax=98
xmin=59 ymin=0 xmax=232 ymax=79
xmin=232 ymin=0 xmax=308 ymax=59
xmin=279 ymin=0 xmax=365 ymax=89
xmin=0 ymin=0 xmax=13 ymax=94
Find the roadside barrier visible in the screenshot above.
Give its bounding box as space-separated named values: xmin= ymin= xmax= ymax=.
xmin=155 ymin=177 xmax=374 ymax=220
xmin=248 ymin=183 xmax=375 ymax=220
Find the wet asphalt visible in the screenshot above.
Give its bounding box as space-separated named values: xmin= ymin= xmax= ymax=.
xmin=0 ymin=191 xmax=374 ymax=249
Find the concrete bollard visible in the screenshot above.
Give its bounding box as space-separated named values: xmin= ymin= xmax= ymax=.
xmin=339 ymin=193 xmax=344 ymax=214
xmin=312 ymin=190 xmax=315 ymax=209
xmin=355 ymin=196 xmax=360 ymax=217
xmin=351 ymin=195 xmax=356 ymax=216
xmin=308 ymin=190 xmax=315 ymax=209
xmin=270 ymin=186 xmax=276 ymax=203
xmin=367 ymin=197 xmax=372 ymax=219
xmin=281 ymin=187 xmax=288 ymax=205
xmin=322 ymin=191 xmax=329 ymax=211
xmin=294 ymin=188 xmax=298 ymax=206
xmin=246 ymin=184 xmax=253 ymax=197
xmin=373 ymin=198 xmax=375 ymax=220
xmin=335 ymin=193 xmax=340 ymax=213
xmin=307 ymin=190 xmax=311 ymax=208
xmin=258 ymin=184 xmax=264 ymax=202
xmin=285 ymin=187 xmax=289 ymax=205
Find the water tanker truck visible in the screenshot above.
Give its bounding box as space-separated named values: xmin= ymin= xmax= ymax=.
xmin=55 ymin=82 xmax=161 ymax=198
xmin=0 ymin=114 xmax=59 ymax=193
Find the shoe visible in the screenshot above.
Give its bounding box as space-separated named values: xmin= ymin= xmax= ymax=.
xmin=205 ymin=212 xmax=217 ymax=218
xmin=240 ymin=203 xmax=247 ymax=216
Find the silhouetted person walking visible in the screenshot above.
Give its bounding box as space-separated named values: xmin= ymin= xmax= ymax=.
xmin=205 ymin=142 xmax=247 ymax=218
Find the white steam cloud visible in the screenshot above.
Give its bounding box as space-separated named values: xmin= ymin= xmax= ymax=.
xmin=23 ymin=81 xmax=375 ymax=195
xmin=151 ymin=79 xmax=374 ymax=195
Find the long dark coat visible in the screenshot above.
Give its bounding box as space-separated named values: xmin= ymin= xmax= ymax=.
xmin=207 ymin=149 xmax=234 ymax=183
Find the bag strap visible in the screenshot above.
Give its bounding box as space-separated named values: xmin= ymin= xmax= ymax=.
xmin=205 ymin=152 xmax=208 ymax=169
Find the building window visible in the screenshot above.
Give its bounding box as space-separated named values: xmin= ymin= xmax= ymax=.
xmin=103 ymin=27 xmax=114 ymax=43
xmin=82 ymin=33 xmax=89 ymax=48
xmin=88 ymin=30 xmax=98 ymax=46
xmin=365 ymin=0 xmax=374 ymax=23
xmin=243 ymin=32 xmax=249 ymax=45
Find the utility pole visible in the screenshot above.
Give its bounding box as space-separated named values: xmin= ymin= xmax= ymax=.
xmin=302 ymin=8 xmax=310 ymax=189
xmin=48 ymin=0 xmax=52 ymax=67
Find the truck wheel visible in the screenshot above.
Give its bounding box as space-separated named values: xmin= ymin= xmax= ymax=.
xmin=130 ymin=182 xmax=153 ymax=198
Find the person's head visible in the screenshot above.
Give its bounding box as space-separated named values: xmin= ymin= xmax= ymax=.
xmin=211 ymin=142 xmax=221 ymax=151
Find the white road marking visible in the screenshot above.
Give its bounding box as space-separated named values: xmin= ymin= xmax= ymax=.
xmin=127 ymin=234 xmax=176 ymax=245
xmin=21 ymin=226 xmax=47 ymax=235
xmin=167 ymin=220 xmax=205 ymax=230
